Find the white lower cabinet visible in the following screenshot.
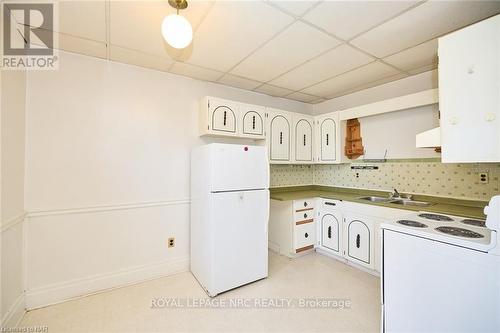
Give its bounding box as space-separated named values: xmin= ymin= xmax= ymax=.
xmin=344 ymin=215 xmax=374 ymax=270
xmin=270 ymin=197 xmax=408 ymax=274
xmin=320 ymin=214 xmax=341 ymax=252
xmin=269 ymin=198 xmax=316 ymax=257
xmin=316 ymin=199 xmax=343 ymax=257
xmin=294 ymin=222 xmax=315 ymax=251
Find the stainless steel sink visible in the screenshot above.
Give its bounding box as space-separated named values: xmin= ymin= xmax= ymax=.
xmin=391 ymin=199 xmax=433 ymax=207
xmin=358 ymin=196 xmax=434 ymax=207
xmin=358 ymin=196 xmax=394 ymax=203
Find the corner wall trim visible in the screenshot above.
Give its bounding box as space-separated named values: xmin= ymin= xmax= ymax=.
xmin=25 ymin=255 xmax=190 ymax=310
xmin=1 ymin=213 xmax=26 ymax=233
xmin=1 ymin=293 xmax=26 ymax=329
xmin=26 ymin=199 xmax=191 ymax=219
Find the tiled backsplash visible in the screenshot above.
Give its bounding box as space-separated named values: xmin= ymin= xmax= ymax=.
xmin=271 ymin=161 xmax=500 ymax=201
xmin=270 ymin=165 xmax=314 ymax=187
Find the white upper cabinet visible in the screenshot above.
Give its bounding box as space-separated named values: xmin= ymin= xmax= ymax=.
xmin=439 ymin=15 xmax=500 ymax=163
xmin=267 ymin=108 xmax=292 ymax=163
xmin=200 ymin=97 xmax=239 ymax=137
xmin=240 ymin=104 xmax=266 ymax=139
xmin=315 ymin=112 xmax=340 ymax=163
xmin=293 ymin=115 xmax=314 ymax=163
xmin=200 ymin=96 xmax=342 ymax=164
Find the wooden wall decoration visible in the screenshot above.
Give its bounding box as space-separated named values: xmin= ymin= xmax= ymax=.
xmin=345 ymin=118 xmax=364 ymax=159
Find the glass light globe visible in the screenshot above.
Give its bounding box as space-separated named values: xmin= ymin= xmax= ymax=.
xmin=161 ymin=14 xmax=193 ymax=49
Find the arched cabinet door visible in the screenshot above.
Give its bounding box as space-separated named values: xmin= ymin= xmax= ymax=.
xmin=294 ymin=117 xmax=313 ymax=162
xmin=319 ymin=117 xmax=337 ymax=162
xmin=321 ymin=213 xmax=340 ymax=253
xmin=345 ymin=218 xmax=373 ymax=269
xmin=240 ymin=104 xmax=265 ymax=139
xmin=268 ymin=110 xmax=291 ymax=162
xmin=211 ymin=104 xmax=237 ymax=133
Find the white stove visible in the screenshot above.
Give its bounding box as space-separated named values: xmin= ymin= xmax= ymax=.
xmin=382 ymin=211 xmax=493 ymax=252
xmin=381 ymin=197 xmax=500 ymax=332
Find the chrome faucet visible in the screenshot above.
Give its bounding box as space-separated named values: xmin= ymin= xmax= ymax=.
xmin=390 ymin=188 xmax=413 ymax=200
xmin=390 ymin=188 xmax=401 ymax=199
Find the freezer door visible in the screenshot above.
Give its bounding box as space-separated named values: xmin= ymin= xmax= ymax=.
xmin=210 ymin=190 xmax=269 ymax=295
xmin=210 ymin=144 xmax=269 ymax=192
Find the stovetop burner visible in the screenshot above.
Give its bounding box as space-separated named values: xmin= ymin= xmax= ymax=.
xmin=418 ymin=213 xmax=454 ymax=222
xmin=435 ymin=226 xmax=484 ymax=238
xmin=460 ymin=219 xmax=486 ymax=228
xmin=397 ymin=220 xmax=428 ymax=228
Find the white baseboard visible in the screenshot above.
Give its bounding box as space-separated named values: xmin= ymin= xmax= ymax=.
xmin=267 ymin=241 xmax=280 ymax=254
xmin=26 ymin=256 xmax=190 ymax=310
xmin=1 ymin=293 xmax=26 ymax=329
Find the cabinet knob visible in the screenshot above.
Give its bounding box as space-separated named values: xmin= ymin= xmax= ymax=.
xmin=485 ymin=113 xmax=496 ymax=122
xmin=467 ymin=67 xmax=475 ymax=74
xmin=449 ymin=116 xmax=459 ymax=125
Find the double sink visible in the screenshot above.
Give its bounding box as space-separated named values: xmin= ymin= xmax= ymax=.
xmin=358 ymin=196 xmax=433 ymax=207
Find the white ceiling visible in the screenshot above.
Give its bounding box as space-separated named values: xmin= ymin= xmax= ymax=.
xmin=6 ymin=0 xmax=500 ymax=104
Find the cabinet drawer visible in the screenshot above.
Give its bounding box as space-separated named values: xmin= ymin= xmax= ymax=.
xmin=293 ymin=199 xmax=314 ymax=211
xmin=294 ymin=223 xmax=315 ymax=252
xmin=321 ymin=199 xmax=341 ymax=210
xmin=294 ymin=210 xmax=314 ymax=223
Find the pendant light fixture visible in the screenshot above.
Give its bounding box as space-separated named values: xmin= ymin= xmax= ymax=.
xmin=161 ymin=0 xmax=193 ymax=49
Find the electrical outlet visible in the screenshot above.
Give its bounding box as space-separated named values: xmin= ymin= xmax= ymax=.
xmin=479 ymin=172 xmax=489 ymax=184
xmin=168 ymin=237 xmax=175 ymax=248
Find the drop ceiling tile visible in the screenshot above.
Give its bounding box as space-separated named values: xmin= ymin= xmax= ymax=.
xmin=7 ymin=0 xmax=107 ymax=42
xmin=57 ymin=33 xmax=107 ymax=59
xmin=182 ymin=1 xmax=294 ymax=72
xmin=408 ymin=63 xmax=438 ymax=75
xmin=57 ymin=0 xmax=107 ymax=41
xmin=231 ymin=21 xmax=340 ymax=82
xmin=383 ymin=39 xmax=438 ymax=72
xmin=302 ymin=61 xmax=400 ymax=98
xmin=286 ymin=92 xmax=321 ymax=103
xmin=109 ymin=45 xmax=172 ymax=72
xmin=302 ymin=1 xmax=418 ymax=40
xmin=217 ymin=74 xmax=263 ymax=91
xmin=329 ymin=72 xmax=409 ymax=99
xmin=254 ymin=84 xmax=294 ymax=98
xmin=170 ymin=62 xmax=223 ymax=82
xmin=110 ymin=1 xmax=214 ymax=59
xmin=311 ymin=98 xmax=327 ymax=104
xmin=351 ymin=1 xmax=500 ymax=58
xmin=29 ymin=29 xmax=107 ymax=59
xmin=270 ymin=44 xmax=374 ymax=91
xmin=268 ymin=1 xmax=319 ymax=17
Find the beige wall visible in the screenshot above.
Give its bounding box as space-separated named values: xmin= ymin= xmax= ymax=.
xmin=23 ymin=51 xmax=310 ymax=308
xmin=1 ymin=69 xmax=27 ymax=327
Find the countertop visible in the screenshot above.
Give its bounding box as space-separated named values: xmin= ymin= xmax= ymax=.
xmin=270 ymin=186 xmax=488 ymax=219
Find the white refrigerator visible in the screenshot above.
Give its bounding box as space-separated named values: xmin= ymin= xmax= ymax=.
xmin=190 ymin=143 xmax=269 ymax=297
